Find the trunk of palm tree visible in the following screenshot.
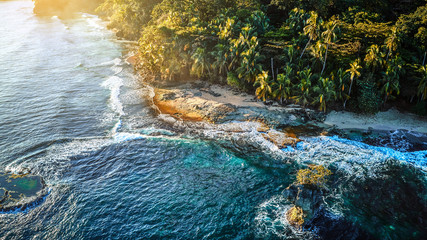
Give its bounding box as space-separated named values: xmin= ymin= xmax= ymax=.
xmin=343 ymin=77 xmax=354 ymax=109
xmin=423 ymin=51 xmax=426 ymax=66
xmin=320 ymin=44 xmax=329 ymax=76
xmin=271 ymin=58 xmax=274 ymax=81
xmin=300 ymin=39 xmax=311 ymax=59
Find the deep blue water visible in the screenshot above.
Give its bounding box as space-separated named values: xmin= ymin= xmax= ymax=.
xmin=0 ymin=1 xmax=426 ymax=239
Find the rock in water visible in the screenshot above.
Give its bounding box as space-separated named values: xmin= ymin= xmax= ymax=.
xmin=0 ymin=172 xmax=48 ymax=213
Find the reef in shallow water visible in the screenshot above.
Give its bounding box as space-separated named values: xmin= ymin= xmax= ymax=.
xmin=0 ymin=172 xmax=48 ymax=213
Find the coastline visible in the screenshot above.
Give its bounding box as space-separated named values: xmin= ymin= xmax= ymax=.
xmin=138 ymin=73 xmax=427 ymax=152
xmin=144 ymin=75 xmax=427 ymax=133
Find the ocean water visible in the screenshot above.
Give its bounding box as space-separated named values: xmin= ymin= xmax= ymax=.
xmin=0 ymin=1 xmax=426 ymax=239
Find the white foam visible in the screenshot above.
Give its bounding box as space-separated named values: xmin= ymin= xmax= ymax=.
xmin=98 ymin=58 xmax=122 ymax=67
xmin=84 ymin=14 xmax=105 ymax=30
xmin=101 ymin=76 xmax=124 ymax=116
xmin=113 ymin=132 xmax=145 ymax=143
xmin=254 ymin=195 xmax=314 ymax=239
xmin=111 ymin=66 xmax=123 ymax=75
xmin=112 ymin=120 xmax=122 ymax=134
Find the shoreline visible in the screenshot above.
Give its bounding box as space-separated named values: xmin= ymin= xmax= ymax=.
xmin=143 ymin=78 xmax=427 ymax=152
xmin=148 ymin=79 xmax=427 ymax=133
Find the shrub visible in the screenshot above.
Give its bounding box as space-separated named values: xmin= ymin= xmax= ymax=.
xmin=227 ymin=72 xmax=246 ymax=90
xmin=286 ymin=206 xmax=305 ymax=227
xmin=357 ymin=77 xmax=381 ymax=114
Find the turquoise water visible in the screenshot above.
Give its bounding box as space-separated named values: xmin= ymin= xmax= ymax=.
xmin=0 ymin=1 xmax=426 ymax=239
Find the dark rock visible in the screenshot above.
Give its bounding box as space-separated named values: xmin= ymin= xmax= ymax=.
xmin=305 ymin=207 xmax=375 ymax=240
xmin=283 ymin=184 xmax=323 ymax=220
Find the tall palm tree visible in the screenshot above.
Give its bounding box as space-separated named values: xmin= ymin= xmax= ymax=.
xmin=320 ymin=19 xmax=338 ymax=76
xmin=384 ymin=26 xmax=400 ymax=61
xmin=294 ymin=67 xmax=313 ymax=107
xmin=415 ymin=27 xmax=426 ymax=65
xmin=273 ymin=65 xmax=293 ymax=104
xmin=191 ymin=47 xmax=210 ymax=78
xmin=236 ymin=36 xmax=264 ymax=83
xmin=313 ymin=77 xmax=336 ymax=112
xmin=283 ymin=45 xmax=297 ymax=68
xmin=254 ymin=71 xmax=272 ymax=102
xmin=300 ymin=12 xmax=321 ymax=59
xmin=423 ymin=48 xmax=427 ymax=66
xmin=381 ymin=71 xmax=400 ymax=104
xmin=333 ymin=68 xmax=349 ymax=101
xmin=381 ymin=55 xmax=405 ymax=104
xmin=308 ymin=41 xmax=325 ymax=68
xmin=211 ymin=43 xmax=229 ymax=76
xmin=228 ymin=25 xmax=254 ymax=71
xmin=364 ymin=44 xmax=384 ymax=73
xmin=344 ymin=59 xmax=362 ymax=108
xmin=417 ymin=65 xmax=427 ymax=101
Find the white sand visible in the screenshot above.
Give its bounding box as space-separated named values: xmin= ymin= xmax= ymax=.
xmin=325 ymin=109 xmax=427 ymax=133
xmin=199 ymin=85 xmax=265 ymax=108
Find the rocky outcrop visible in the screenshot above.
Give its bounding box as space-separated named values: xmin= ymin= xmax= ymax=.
xmin=153 ymin=88 xmax=236 ymax=122
xmin=152 ymin=82 xmax=326 ymax=128
xmin=0 ymin=172 xmax=48 ymax=213
xmin=283 ymin=183 xmax=374 ymax=240
xmin=262 ymin=129 xmax=301 ymax=148
xmin=283 ymin=184 xmax=323 ymax=222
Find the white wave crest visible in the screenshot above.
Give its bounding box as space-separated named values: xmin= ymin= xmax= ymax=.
xmin=101 ymin=76 xmax=124 ymax=116
xmin=113 ymin=132 xmax=145 ymax=143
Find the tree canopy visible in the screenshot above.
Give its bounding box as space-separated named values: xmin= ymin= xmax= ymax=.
xmin=33 ymin=0 xmax=427 ymax=114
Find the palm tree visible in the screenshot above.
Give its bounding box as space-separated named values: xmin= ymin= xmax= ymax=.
xmin=273 ymin=65 xmax=293 ymax=104
xmin=191 ymin=47 xmax=210 ymax=78
xmin=294 ymin=68 xmax=313 ymax=107
xmin=384 ymin=26 xmax=400 ymax=61
xmin=333 ymin=68 xmax=349 ymax=101
xmin=254 ymin=71 xmax=272 ymax=102
xmin=381 ymin=55 xmax=405 ymax=103
xmin=283 ymin=45 xmax=297 ymax=68
xmin=381 ymin=71 xmax=400 ymax=104
xmin=415 ymin=27 xmax=426 ymax=65
xmin=320 ymin=19 xmax=338 ymax=76
xmin=236 ymin=36 xmax=264 ymax=83
xmin=344 ymin=59 xmax=362 ymax=108
xmin=417 ymin=65 xmax=427 ymax=101
xmin=313 ymin=77 xmax=336 ymax=112
xmin=365 ymin=44 xmax=384 ymax=73
xmin=228 ymin=25 xmax=254 ymax=71
xmin=300 ymin=12 xmax=321 ymax=59
xmin=423 ymin=48 xmax=427 ymax=66
xmin=308 ymin=41 xmax=325 ymax=68
xmin=211 ymin=43 xmax=229 ymax=76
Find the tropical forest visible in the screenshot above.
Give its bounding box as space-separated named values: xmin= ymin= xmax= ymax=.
xmin=36 ymin=0 xmax=427 ymax=114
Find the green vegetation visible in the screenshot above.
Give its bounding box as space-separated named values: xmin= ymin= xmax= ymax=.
xmin=34 ymin=0 xmax=427 ymax=114
xmin=296 ymin=165 xmax=332 ymax=187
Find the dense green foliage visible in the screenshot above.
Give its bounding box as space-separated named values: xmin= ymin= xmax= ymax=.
xmin=35 ymin=0 xmax=427 ymax=114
